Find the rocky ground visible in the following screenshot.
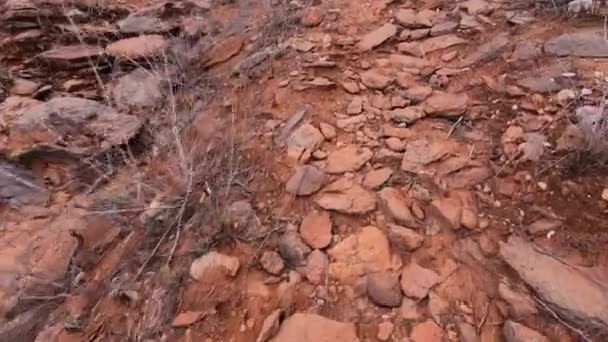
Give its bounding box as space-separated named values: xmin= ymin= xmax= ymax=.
xmin=1 ymin=0 xmax=608 ymax=341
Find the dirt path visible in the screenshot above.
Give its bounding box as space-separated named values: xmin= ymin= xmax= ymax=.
xmin=1 ymin=0 xmax=608 ymax=341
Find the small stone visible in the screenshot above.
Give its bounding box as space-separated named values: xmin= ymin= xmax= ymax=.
xmin=391 ymin=106 xmax=426 ymax=124
xmin=303 ymin=249 xmax=328 ymax=284
xmin=190 ymin=251 xmax=240 ymax=280
xmin=325 ymin=146 xmax=373 ymax=174
xmin=537 ymin=182 xmax=547 ymax=191
xmin=431 ymin=197 xmax=463 ymax=230
xmin=555 ymin=89 xmax=575 ymax=107
xmin=398 ymin=42 xmax=425 ymax=57
xmin=410 ymin=28 xmax=430 ymax=39
xmin=400 ymin=262 xmax=441 ymax=299
xmin=106 ymin=34 xmax=167 ymax=60
xmin=411 ymin=320 xmax=444 ymax=342
xmin=378 ymin=187 xmax=417 ymax=226
xmin=366 ymin=272 xmax=403 ymax=307
xmin=358 ymin=23 xmax=397 ymax=51
xmin=403 ymin=85 xmax=433 ymax=103
xmin=385 ymin=137 xmax=406 ymax=152
xmin=502 ymin=320 xmax=549 ymax=342
xmin=431 ymin=21 xmax=459 ymax=36
xmin=411 ymin=202 xmax=425 ymax=220
xmin=377 ymin=321 xmax=395 ymax=341
xmin=62 ymin=79 xmax=90 ymax=92
xmin=172 ymin=311 xmax=206 ymax=327
xmin=362 ymin=167 xmax=393 ymax=189
xmin=602 ymin=188 xmax=608 ymax=202
xmin=478 ymin=234 xmax=498 ymax=257
xmin=423 ymin=92 xmax=469 ymax=117
xmin=257 ymin=309 xmax=282 ymax=342
xmin=301 ymin=6 xmax=325 ymax=27
xmin=279 ymin=231 xmax=312 ymax=267
xmin=395 ymin=9 xmax=433 ymax=28
xmin=300 ymin=211 xmax=332 ymax=249
xmin=319 ymin=123 xmax=337 ymax=140
xmin=342 ymin=81 xmax=360 ymax=94
xmin=315 ymin=178 xmax=377 ymax=214
xmin=285 ymin=165 xmax=327 ymax=196
xmin=260 ymin=251 xmax=285 ymax=275
xmin=268 ymin=313 xmax=358 ymax=342
xmin=387 ymin=224 xmax=424 ymax=251
xmin=428 ymin=291 xmax=449 ymax=326
xmin=360 ymin=70 xmax=392 ymax=90
xmin=391 ymin=95 xmax=410 ymax=108
xmin=347 ymin=97 xmax=363 ymax=115
xmin=10 ymin=78 xmax=40 ymax=96
xmin=457 ymin=321 xmax=480 ymax=342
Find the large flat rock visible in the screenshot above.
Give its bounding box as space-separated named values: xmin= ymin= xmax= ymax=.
xmin=545 ymin=31 xmax=608 ymax=57
xmin=500 ymin=236 xmax=608 ymax=332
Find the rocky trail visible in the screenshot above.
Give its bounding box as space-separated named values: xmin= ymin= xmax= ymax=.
xmin=1 ymin=0 xmax=608 ymax=341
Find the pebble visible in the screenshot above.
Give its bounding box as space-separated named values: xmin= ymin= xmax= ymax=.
xmin=537 ymin=182 xmax=547 ymax=191
xmin=366 ymin=271 xmax=403 ymax=307
xmin=601 ymin=188 xmax=608 ymax=202
xmin=299 ymin=211 xmax=333 ymax=249
xmin=260 ymin=250 xmax=285 ymax=275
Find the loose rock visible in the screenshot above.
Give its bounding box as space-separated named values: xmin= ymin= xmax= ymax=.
xmin=285 ymin=165 xmax=327 ymax=196
xmin=423 ymin=92 xmax=469 ymax=117
xmin=391 ymin=106 xmax=426 ymax=124
xmin=190 ymin=251 xmax=240 ymax=280
xmin=301 ymin=7 xmax=325 ymax=27
xmin=106 ymin=35 xmax=167 ymax=60
xmin=315 ymin=178 xmax=377 ymax=214
xmin=378 ymin=187 xmax=417 ymax=226
xmin=325 ymin=146 xmax=373 ymax=174
xmin=112 ymin=69 xmax=163 ymax=109
xmin=299 ymin=211 xmax=332 ymax=249
xmin=358 ymin=23 xmax=397 ymax=51
xmin=545 ymin=31 xmax=608 ymax=57
xmin=362 ymin=167 xmax=393 ymax=189
xmin=387 ymin=224 xmax=424 ymax=251
xmin=395 ymin=9 xmax=433 ymax=28
xmin=366 ymin=271 xmax=403 ymax=307
xmin=303 ymin=250 xmax=328 ymax=284
xmin=319 ymin=123 xmax=337 ymax=140
xmin=203 ymin=35 xmax=245 ymax=68
xmin=347 ymin=97 xmax=363 ymax=115
xmin=403 ymin=85 xmax=433 ymax=103
xmin=10 ymin=78 xmax=39 ymax=96
xmin=260 ymin=251 xmax=286 ymax=275
xmin=269 ymin=313 xmax=359 ymax=342
xmin=385 ymin=137 xmax=406 ymax=152
xmin=279 ymin=231 xmax=312 ymax=267
xmin=419 ymin=34 xmax=468 ymax=53
xmin=360 ymin=70 xmax=392 ymax=90
xmin=431 ymin=197 xmax=463 ymax=230
xmin=328 ymin=226 xmax=392 ymax=283
xmin=400 ymin=262 xmax=441 ymax=299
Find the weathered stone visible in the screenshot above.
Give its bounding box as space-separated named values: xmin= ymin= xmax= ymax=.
xmin=299 ymin=211 xmax=332 ymax=249
xmin=395 ymin=9 xmax=433 ymax=28
xmin=367 ymin=272 xmax=403 ymax=307
xmin=500 ymin=236 xmax=608 ymax=331
xmin=419 ymin=34 xmax=467 ymax=53
xmin=303 ymin=249 xmax=328 ymax=284
xmin=347 ymin=97 xmax=363 ymax=115
xmin=269 ymin=313 xmax=359 ymax=342
xmin=35 ymin=45 xmax=104 ymax=70
xmin=400 ymin=262 xmax=441 ymax=299
xmin=301 ymin=7 xmax=325 ymax=27
xmin=328 ymin=226 xmax=392 ymax=283
xmin=397 ymin=42 xmax=425 ymax=57
xmin=286 ymin=165 xmax=327 ymax=196
xmin=378 ymin=187 xmax=417 ymax=226
xmin=325 ymin=146 xmax=373 ymax=174
xmin=190 ymin=251 xmax=240 ymax=280
xmin=360 ymin=70 xmax=392 ymax=90
xmin=391 ymin=106 xmax=426 ymax=124
xmin=377 ymin=321 xmax=394 ymax=341
xmin=403 ymin=85 xmax=433 ymax=103
xmin=431 ymin=197 xmax=463 ymax=230
xmin=400 ymin=297 xmax=422 ymax=320
xmin=401 ymin=139 xmax=449 ymax=174
xmin=362 ymin=167 xmax=393 ymax=189
xmin=319 ymin=123 xmax=337 ymax=140
xmin=358 ymin=23 xmax=397 ymax=51
xmin=458 ymin=33 xmax=510 ymax=67
xmin=10 ymin=78 xmax=39 ymax=96
xmin=315 ymin=178 xmax=377 ymax=214
xmin=203 ymin=35 xmax=244 ymax=68
xmin=287 ymin=123 xmax=324 ymax=155
xmin=389 ymin=54 xmax=429 ymax=69
xmin=385 ymin=137 xmax=406 ymax=152
xmin=387 ymin=224 xmax=424 ymax=251
xmin=260 ymin=250 xmax=285 ymax=275
xmin=545 ymin=31 xmax=608 ymax=57
xmin=279 ymin=231 xmax=312 ymax=267
xmin=423 ymin=92 xmax=469 ymax=117
xmin=430 ymin=21 xmax=458 ymax=36
xmin=112 ymin=69 xmax=163 ymax=109
xmin=106 ymin=35 xmax=167 ymax=60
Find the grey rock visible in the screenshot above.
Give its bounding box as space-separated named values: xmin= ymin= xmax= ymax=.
xmin=113 ymin=69 xmax=163 ymax=109
xmin=545 ymin=31 xmax=608 ymax=57
xmin=279 ymin=231 xmax=312 ymax=267
xmin=367 ymin=272 xmax=403 ymax=307
xmin=285 ymin=165 xmax=327 ymax=196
